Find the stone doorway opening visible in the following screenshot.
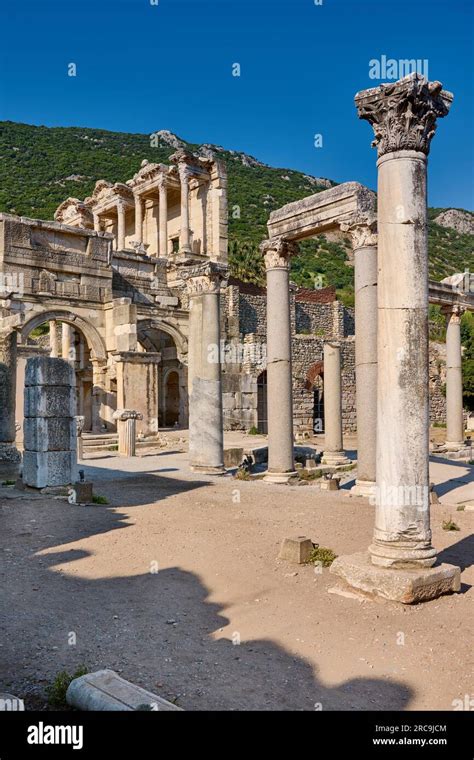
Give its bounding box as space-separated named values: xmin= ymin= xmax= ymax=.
xmin=257 ymin=370 xmax=268 ymax=434
xmin=164 ymin=370 xmax=180 ymax=427
xmin=305 ymin=361 xmax=325 ymax=434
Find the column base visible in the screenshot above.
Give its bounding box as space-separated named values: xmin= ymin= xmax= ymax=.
xmin=0 ymin=443 xmax=21 ymax=481
xmin=330 ymin=551 xmax=461 ymax=604
xmin=321 ymin=451 xmax=351 ymax=466
xmin=444 ymin=440 xmax=465 ymax=451
xmin=369 ymin=540 xmax=437 ymax=568
xmin=351 ymin=479 xmax=376 ymax=498
xmin=263 ymin=470 xmax=298 ymax=484
xmin=190 ymin=464 xmax=225 ymax=475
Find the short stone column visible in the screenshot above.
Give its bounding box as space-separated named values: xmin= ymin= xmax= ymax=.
xmin=178 ymin=164 xmax=192 ymax=255
xmin=113 ymin=409 xmax=143 ymax=457
xmin=341 ymin=217 xmax=378 ymax=494
xmin=331 ymin=74 xmax=460 ymax=603
xmin=321 ymin=341 xmax=350 ymax=466
xmin=61 ymin=322 xmax=75 ymax=362
xmin=49 ymin=320 xmax=59 ymax=358
xmin=23 ymin=357 xmax=76 ymax=488
xmin=93 ymin=213 xmax=101 ymax=232
xmin=260 ymin=238 xmax=298 ymax=483
xmin=182 ymin=262 xmax=228 ymax=474
xmin=158 ymin=175 xmax=168 ymax=259
xmin=117 ymin=201 xmax=126 ymax=251
xmin=134 ymin=194 xmax=143 ymax=245
xmin=0 ymin=330 xmax=21 ymax=480
xmin=443 ymin=304 xmax=465 ymax=449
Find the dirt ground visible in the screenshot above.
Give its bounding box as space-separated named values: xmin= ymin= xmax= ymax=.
xmin=1 ymin=432 xmax=473 ymax=711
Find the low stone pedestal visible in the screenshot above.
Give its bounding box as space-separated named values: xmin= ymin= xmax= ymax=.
xmin=320 ymin=476 xmax=340 ymax=491
xmin=321 ymin=452 xmax=350 ymax=466
xmin=71 ymin=481 xmax=93 ymax=504
xmin=278 ymin=536 xmax=313 ymax=563
xmin=224 ymin=447 xmax=244 ymax=468
xmin=330 ymin=552 xmax=461 ymax=604
xmin=113 ymin=409 xmax=143 ymax=457
xmin=351 ymin=479 xmax=376 ymax=498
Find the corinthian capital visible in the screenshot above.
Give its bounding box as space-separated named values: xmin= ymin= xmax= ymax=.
xmin=181 ymin=261 xmax=229 ymax=296
xmin=340 ymin=214 xmax=378 ymax=249
xmin=259 ymin=238 xmax=299 ymax=270
xmin=355 ymin=73 xmax=453 ymax=157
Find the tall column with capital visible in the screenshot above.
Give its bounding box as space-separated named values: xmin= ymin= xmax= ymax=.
xmin=117 ymin=201 xmax=126 ymax=251
xmin=260 ymin=238 xmax=297 ymax=483
xmin=443 ymin=304 xmax=465 ymax=449
xmin=341 ymin=217 xmax=378 ymax=495
xmin=61 ymin=323 xmax=74 ymax=362
xmin=178 ymin=164 xmax=192 ymax=255
xmin=158 ymin=175 xmax=168 ymax=258
xmin=331 ymin=74 xmax=460 ymax=603
xmin=182 ymin=262 xmax=227 ymax=473
xmin=134 ymin=194 xmax=143 ymax=245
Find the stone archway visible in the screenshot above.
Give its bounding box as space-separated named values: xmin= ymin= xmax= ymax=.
xmin=137 ymin=319 xmax=188 ymax=428
xmin=19 ymin=309 xmax=108 ymax=435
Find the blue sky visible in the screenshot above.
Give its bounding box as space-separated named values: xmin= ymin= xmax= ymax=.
xmin=1 ymin=0 xmax=473 ymax=209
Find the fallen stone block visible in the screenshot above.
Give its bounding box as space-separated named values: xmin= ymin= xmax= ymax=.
xmin=66 ymin=669 xmax=182 ymax=711
xmin=320 ymin=476 xmax=340 ymax=491
xmin=223 ymin=447 xmax=244 ymax=468
xmin=69 ymin=481 xmax=94 ymax=504
xmin=278 ymin=536 xmax=313 ymax=564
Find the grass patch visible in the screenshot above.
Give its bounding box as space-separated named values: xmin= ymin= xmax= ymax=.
xmin=234 ymin=468 xmax=250 ymax=481
xmin=442 ymin=519 xmax=460 ymax=531
xmin=107 ymin=444 xmax=119 ymax=451
xmin=298 ymin=468 xmax=322 ymax=481
xmin=307 ymin=544 xmax=338 ymax=567
xmin=46 ymin=666 xmax=88 ymax=708
xmin=92 ymin=494 xmax=109 ymax=505
xmin=1 ymin=480 xmax=16 ymax=486
xmin=456 ymin=505 xmax=466 ymax=511
xmin=247 ymin=426 xmax=260 ymax=435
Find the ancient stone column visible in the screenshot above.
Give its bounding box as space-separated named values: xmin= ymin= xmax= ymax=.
xmin=340 ymin=217 xmax=378 ymax=494
xmin=158 ymin=175 xmax=168 ymax=259
xmin=443 ymin=304 xmax=465 ymax=449
xmin=113 ymin=409 xmax=143 ymax=457
xmin=0 ymin=330 xmax=21 ymax=479
xmin=178 ymin=164 xmax=192 ymax=255
xmin=61 ymin=323 xmax=75 ymax=362
xmin=49 ymin=320 xmax=59 ymax=358
xmin=75 ymin=415 xmax=85 ymax=460
xmin=182 ymin=262 xmax=228 ymax=473
xmin=331 ymin=74 xmax=460 ymax=603
xmin=117 ymin=201 xmax=126 ymax=251
xmin=321 ymin=341 xmax=350 ymax=466
xmin=260 ymin=238 xmax=298 ymax=483
xmin=91 ymin=361 xmax=107 ymax=433
xmin=134 ymin=194 xmax=143 ymax=245
xmin=93 ymin=213 xmax=101 ymax=232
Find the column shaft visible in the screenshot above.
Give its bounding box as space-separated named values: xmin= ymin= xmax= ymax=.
xmin=179 ymin=167 xmax=191 ymax=254
xmin=445 ymin=307 xmax=464 ymax=448
xmin=159 ymin=179 xmax=168 ymax=258
xmin=134 ymin=195 xmax=143 ymax=244
xmin=49 ymin=320 xmax=58 ymax=358
xmin=322 ymin=342 xmax=349 ymax=465
xmin=372 ymin=150 xmax=434 ymax=567
xmin=117 ymin=202 xmax=126 ymax=251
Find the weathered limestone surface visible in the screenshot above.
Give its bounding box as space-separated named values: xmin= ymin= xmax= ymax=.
xmin=183 ymin=262 xmax=228 ymax=473
xmin=279 ymin=536 xmax=313 ymax=564
xmin=66 ymin=669 xmax=182 ymax=711
xmin=331 ymin=552 xmax=461 ymax=604
xmin=23 ymin=356 xmax=76 ymax=488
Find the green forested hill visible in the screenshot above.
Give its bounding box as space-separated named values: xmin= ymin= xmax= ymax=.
xmin=0 ymin=120 xmax=473 ymax=298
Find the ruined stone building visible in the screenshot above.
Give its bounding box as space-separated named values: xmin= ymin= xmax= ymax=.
xmin=0 ymin=148 xmax=449 ymax=449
